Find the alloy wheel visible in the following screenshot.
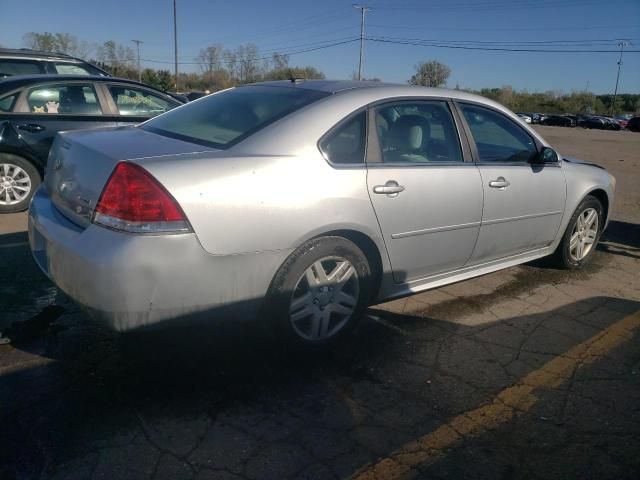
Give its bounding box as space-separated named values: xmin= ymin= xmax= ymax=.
xmin=0 ymin=163 xmax=32 ymax=206
xmin=569 ymin=207 xmax=599 ymax=261
xmin=289 ymin=256 xmax=359 ymax=341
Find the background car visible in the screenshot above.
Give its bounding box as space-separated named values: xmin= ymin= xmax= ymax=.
xmin=185 ymin=91 xmax=210 ymax=101
xmin=541 ymin=115 xmax=575 ymax=127
xmin=581 ymin=116 xmax=622 ymax=131
xmin=28 ymin=80 xmax=614 ymax=348
xmin=614 ymin=114 xmax=631 ymax=129
xmin=627 ymin=116 xmax=640 ymax=132
xmin=0 ymin=48 xmax=109 ymax=78
xmin=0 ymin=75 xmax=182 ymax=212
xmin=516 ymin=113 xmax=532 ymax=123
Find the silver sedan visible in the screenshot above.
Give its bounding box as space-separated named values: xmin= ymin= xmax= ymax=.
xmin=28 ymin=80 xmax=615 ymax=346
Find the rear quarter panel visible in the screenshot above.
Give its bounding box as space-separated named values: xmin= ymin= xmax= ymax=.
xmin=139 ymin=149 xmax=385 ymax=257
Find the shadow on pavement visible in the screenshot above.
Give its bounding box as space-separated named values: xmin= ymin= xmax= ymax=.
xmin=1 ymin=294 xmax=639 ymax=479
xmin=599 ymin=219 xmax=640 ymax=260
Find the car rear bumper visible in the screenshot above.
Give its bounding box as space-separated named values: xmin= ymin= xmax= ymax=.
xmin=28 ymin=186 xmax=292 ymax=332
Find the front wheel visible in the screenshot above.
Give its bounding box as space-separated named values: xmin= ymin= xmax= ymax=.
xmin=550 ymin=195 xmax=603 ymax=269
xmin=263 ymin=236 xmax=372 ymax=348
xmin=0 ymin=154 xmax=41 ymax=213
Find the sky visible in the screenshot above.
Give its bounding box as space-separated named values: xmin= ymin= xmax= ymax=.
xmin=1 ymin=0 xmax=639 ymax=94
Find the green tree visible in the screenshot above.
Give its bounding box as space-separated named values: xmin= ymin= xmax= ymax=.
xmin=409 ymin=60 xmax=451 ymax=87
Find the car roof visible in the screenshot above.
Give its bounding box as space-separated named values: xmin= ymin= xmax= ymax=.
xmin=0 ymin=74 xmax=172 ymax=97
xmin=0 ymin=48 xmax=82 ymax=61
xmin=244 ymin=79 xmax=501 ymax=105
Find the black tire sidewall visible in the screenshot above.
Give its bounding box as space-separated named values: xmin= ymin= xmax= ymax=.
xmin=558 ymin=196 xmax=603 ymax=269
xmin=264 ymin=236 xmax=372 ymax=348
xmin=0 ymin=155 xmax=41 ymax=213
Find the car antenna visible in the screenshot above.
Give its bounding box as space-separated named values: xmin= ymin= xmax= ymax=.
xmin=289 ymin=77 xmax=304 ymax=84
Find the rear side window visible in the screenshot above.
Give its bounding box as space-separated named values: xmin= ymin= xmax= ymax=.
xmin=320 ymin=112 xmax=366 ymax=165
xmin=0 ymin=59 xmax=44 ymax=78
xmin=108 ymin=86 xmax=176 ymax=117
xmin=142 ymin=85 xmax=329 ymax=149
xmin=460 ymin=103 xmax=537 ymax=163
xmin=374 ymin=101 xmax=463 ymax=163
xmin=0 ymin=93 xmax=18 ymax=112
xmin=53 ymin=63 xmax=92 ymax=75
xmin=26 ymin=84 xmax=101 ymax=115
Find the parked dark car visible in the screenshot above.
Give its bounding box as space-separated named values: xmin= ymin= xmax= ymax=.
xmin=0 ymin=48 xmax=109 ymax=78
xmin=581 ymin=116 xmax=622 ymax=131
xmin=0 ymin=75 xmax=183 ymax=212
xmin=541 ymin=115 xmax=575 ymax=127
xmin=185 ymin=91 xmax=210 ymax=101
xmin=626 ymin=116 xmax=640 ymax=132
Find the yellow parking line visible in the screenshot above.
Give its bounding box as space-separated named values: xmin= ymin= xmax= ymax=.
xmin=350 ymin=310 xmax=640 ymax=480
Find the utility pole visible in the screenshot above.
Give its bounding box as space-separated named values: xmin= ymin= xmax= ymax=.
xmin=610 ymin=41 xmax=630 ymax=116
xmin=173 ymin=0 xmax=179 ymax=91
xmin=353 ymin=4 xmax=371 ymax=81
xmin=131 ymin=39 xmax=143 ymax=82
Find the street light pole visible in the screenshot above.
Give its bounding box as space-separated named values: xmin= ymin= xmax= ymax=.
xmin=610 ymin=41 xmax=629 ymax=116
xmin=353 ymin=4 xmax=371 ymax=81
xmin=173 ymin=0 xmax=179 ymax=91
xmin=131 ymin=39 xmax=143 ymax=82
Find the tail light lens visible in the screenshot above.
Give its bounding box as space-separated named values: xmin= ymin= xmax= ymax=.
xmin=93 ymin=162 xmax=191 ymax=234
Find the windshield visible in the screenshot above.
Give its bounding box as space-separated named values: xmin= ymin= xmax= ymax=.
xmin=141 ymin=85 xmax=329 ymax=149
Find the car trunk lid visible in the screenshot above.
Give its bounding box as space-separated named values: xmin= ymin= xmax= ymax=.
xmin=45 ymin=126 xmax=214 ymax=228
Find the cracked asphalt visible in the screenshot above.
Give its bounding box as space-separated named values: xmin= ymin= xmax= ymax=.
xmin=1 ymin=126 xmax=639 ymax=480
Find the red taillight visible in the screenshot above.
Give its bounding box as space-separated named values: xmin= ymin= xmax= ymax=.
xmin=93 ymin=162 xmax=190 ymax=233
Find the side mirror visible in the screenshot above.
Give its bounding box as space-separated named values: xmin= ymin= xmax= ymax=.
xmin=536 ymin=146 xmax=559 ymax=164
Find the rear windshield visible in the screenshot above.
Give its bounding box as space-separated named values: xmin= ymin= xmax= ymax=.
xmin=141 ymin=85 xmax=329 ymax=149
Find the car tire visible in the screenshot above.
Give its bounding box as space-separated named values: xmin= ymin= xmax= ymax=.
xmin=0 ymin=154 xmax=41 ymax=213
xmin=263 ymin=236 xmax=372 ymax=348
xmin=550 ymin=195 xmax=604 ymax=269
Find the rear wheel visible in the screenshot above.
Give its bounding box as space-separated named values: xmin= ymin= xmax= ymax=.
xmin=0 ymin=154 xmax=41 ymax=213
xmin=550 ymin=195 xmax=603 ymax=269
xmin=264 ymin=236 xmax=372 ymax=348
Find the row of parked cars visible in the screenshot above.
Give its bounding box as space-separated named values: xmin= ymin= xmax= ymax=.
xmin=0 ymin=48 xmax=189 ymax=212
xmin=517 ymin=110 xmax=639 ymax=131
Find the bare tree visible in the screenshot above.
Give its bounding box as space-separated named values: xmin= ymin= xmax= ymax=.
xmin=223 ymin=50 xmax=238 ymax=80
xmin=409 ymin=60 xmax=451 ymax=87
xmin=97 ymin=40 xmax=135 ymax=69
xmin=196 ymin=45 xmax=223 ymax=74
xmin=23 ymin=32 xmax=92 ymax=58
xmin=271 ymin=53 xmax=289 ymax=71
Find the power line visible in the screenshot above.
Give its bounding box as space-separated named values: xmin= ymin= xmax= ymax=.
xmin=366 ymin=36 xmax=640 ymax=53
xmin=140 ymin=38 xmax=359 ymax=65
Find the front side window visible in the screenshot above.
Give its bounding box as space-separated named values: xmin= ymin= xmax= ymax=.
xmin=0 ymin=93 xmax=18 ymax=112
xmin=0 ymin=59 xmax=44 ymax=78
xmin=374 ymin=101 xmax=463 ymax=163
xmin=108 ymin=86 xmax=176 ymax=117
xmin=142 ymin=85 xmax=329 ymax=149
xmin=320 ymin=112 xmax=366 ymax=164
xmin=460 ymin=103 xmax=537 ymax=163
xmin=26 ymin=84 xmax=101 ymax=114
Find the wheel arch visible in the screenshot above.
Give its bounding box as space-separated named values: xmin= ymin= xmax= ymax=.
xmin=585 ymin=188 xmax=610 ymax=225
xmin=310 ymin=228 xmax=384 ymax=302
xmin=0 ymin=149 xmax=45 ymax=176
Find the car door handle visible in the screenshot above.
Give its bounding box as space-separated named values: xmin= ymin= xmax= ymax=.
xmin=17 ymin=123 xmax=46 ymax=133
xmin=488 ymin=177 xmax=510 ymax=189
xmin=373 ymin=181 xmax=405 ymax=196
